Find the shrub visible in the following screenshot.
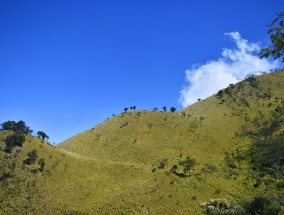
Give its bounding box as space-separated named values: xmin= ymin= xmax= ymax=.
xmin=200 ymin=199 xmax=244 ymax=215
xmin=246 ymin=196 xmax=281 ymax=215
xmin=171 ymin=156 xmax=197 ymax=177
xmin=23 ymin=150 xmax=38 ymax=165
xmin=217 ymin=89 xmax=224 ymax=98
xmin=158 ymin=159 xmax=168 ymax=169
xmin=4 ymin=132 xmax=25 ymax=153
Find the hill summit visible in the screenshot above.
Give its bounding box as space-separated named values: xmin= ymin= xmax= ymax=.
xmin=1 ymin=70 xmax=284 ymax=214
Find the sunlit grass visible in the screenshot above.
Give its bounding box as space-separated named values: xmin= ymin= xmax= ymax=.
xmin=1 ymin=70 xmax=283 ymax=214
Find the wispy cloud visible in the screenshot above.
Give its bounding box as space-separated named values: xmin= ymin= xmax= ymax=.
xmin=179 ymin=31 xmax=279 ymax=107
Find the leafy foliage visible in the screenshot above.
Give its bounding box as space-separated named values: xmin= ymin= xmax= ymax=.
xmin=23 ymin=149 xmax=38 ymax=165
xmin=246 ymin=196 xmax=281 ymax=215
xmin=37 ymin=131 xmax=49 ymax=141
xmin=249 ymin=105 xmax=284 ymax=176
xmin=260 ymin=11 xmax=284 ymax=62
xmin=179 ymin=156 xmax=196 ymax=175
xmin=170 ymin=156 xmax=197 ymax=177
xmin=4 ymin=132 xmax=25 ymax=153
xmin=200 ymin=199 xmax=244 ymax=215
xmin=170 ymin=107 xmax=176 ymax=112
xmin=1 ymin=120 xmax=33 ymax=134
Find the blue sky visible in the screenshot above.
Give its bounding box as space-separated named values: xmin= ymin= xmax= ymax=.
xmin=0 ymin=0 xmax=283 ymax=143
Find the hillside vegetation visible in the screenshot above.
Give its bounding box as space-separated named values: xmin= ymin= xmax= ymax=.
xmin=0 ymin=70 xmax=284 ymax=214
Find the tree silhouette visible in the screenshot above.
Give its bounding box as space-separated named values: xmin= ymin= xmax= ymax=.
xmin=16 ymin=120 xmax=33 ymax=134
xmin=170 ymin=107 xmax=176 ymax=112
xmin=162 ymin=106 xmax=167 ymax=112
xmin=37 ymin=131 xmax=49 ymax=141
xmin=1 ymin=120 xmax=32 ymax=134
xmin=1 ymin=121 xmax=17 ymax=131
xmin=124 ymin=107 xmax=128 ymax=112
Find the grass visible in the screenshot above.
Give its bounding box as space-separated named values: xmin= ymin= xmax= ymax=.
xmin=1 ymin=70 xmax=284 ymax=214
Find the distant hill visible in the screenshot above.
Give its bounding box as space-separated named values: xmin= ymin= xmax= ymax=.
xmin=1 ymin=70 xmax=284 ymax=214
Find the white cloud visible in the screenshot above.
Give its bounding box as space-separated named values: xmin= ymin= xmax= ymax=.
xmin=179 ymin=31 xmax=279 ymax=107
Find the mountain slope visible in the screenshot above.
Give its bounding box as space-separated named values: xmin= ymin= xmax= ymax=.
xmin=58 ymin=70 xmax=284 ymax=214
xmin=1 ymin=70 xmax=284 ymax=214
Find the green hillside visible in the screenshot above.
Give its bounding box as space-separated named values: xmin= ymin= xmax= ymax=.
xmin=1 ymin=70 xmax=284 ymax=214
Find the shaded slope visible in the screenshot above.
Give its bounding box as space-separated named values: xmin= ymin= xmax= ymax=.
xmin=0 ymin=132 xmax=150 ymax=214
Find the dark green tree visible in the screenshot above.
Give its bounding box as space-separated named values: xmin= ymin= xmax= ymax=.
xmin=170 ymin=107 xmax=176 ymax=112
xmin=133 ymin=106 xmax=136 ymax=110
xmin=1 ymin=121 xmax=17 ymax=131
xmin=23 ymin=150 xmax=38 ymax=165
xmin=16 ymin=120 xmax=33 ymax=134
xmin=260 ymin=11 xmax=284 ymax=62
xmin=179 ymin=156 xmax=196 ymax=175
xmin=246 ymin=196 xmax=281 ymax=215
xmin=124 ymin=107 xmax=128 ymax=112
xmin=4 ymin=132 xmax=25 ymax=153
xmin=37 ymin=131 xmax=49 ymax=141
xmin=217 ymin=89 xmax=224 ymax=98
xmin=1 ymin=120 xmax=32 ymax=134
xmin=162 ymin=106 xmax=167 ymax=112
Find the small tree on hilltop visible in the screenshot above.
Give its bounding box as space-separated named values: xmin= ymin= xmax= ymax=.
xmin=124 ymin=107 xmax=128 ymax=112
xmin=133 ymin=106 xmax=136 ymax=110
xmin=37 ymin=131 xmax=49 ymax=141
xmin=170 ymin=107 xmax=176 ymax=112
xmin=163 ymin=106 xmax=167 ymax=112
xmin=16 ymin=120 xmax=33 ymax=134
xmin=1 ymin=120 xmax=32 ymax=134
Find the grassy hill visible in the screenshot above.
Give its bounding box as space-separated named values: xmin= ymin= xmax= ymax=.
xmin=1 ymin=70 xmax=284 ymax=214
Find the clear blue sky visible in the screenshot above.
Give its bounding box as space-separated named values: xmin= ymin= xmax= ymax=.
xmin=0 ymin=0 xmax=283 ymax=143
